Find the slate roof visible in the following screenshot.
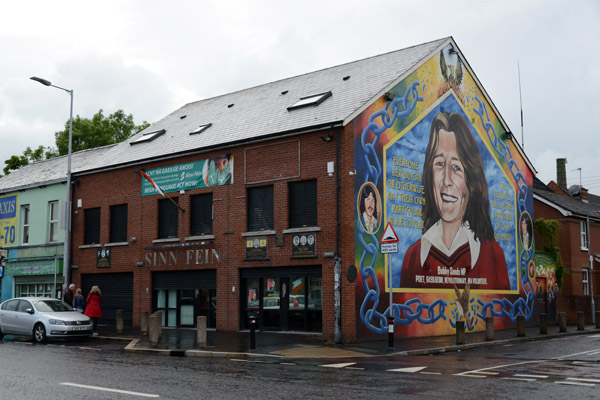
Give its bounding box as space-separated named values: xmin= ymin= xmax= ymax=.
xmin=534 ymin=187 xmax=600 ymax=221
xmin=0 ymin=37 xmax=453 ymax=189
xmin=0 ymin=145 xmax=115 ymax=193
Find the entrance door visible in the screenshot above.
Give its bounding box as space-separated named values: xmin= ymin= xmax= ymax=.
xmin=261 ymin=277 xmax=281 ymax=330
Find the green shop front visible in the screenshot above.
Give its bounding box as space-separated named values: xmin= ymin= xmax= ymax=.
xmin=2 ymin=257 xmax=64 ymax=300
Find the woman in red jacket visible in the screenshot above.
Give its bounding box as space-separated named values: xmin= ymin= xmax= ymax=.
xmin=84 ymin=285 xmax=103 ymax=336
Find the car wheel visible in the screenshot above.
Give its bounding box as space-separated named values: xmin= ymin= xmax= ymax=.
xmin=33 ymin=323 xmax=48 ymax=344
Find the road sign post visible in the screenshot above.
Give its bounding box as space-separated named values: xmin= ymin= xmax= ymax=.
xmin=380 ymin=222 xmax=399 ymax=350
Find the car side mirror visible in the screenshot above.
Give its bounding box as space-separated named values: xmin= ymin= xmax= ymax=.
xmin=25 ymin=308 xmax=34 ymax=314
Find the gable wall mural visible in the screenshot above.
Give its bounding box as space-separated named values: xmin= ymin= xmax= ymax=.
xmin=354 ymin=44 xmax=536 ymax=338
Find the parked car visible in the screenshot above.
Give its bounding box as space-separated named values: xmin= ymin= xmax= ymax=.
xmin=0 ymin=297 xmax=93 ymax=343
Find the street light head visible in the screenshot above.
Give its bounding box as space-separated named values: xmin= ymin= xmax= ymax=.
xmin=30 ymin=76 xmax=52 ymax=86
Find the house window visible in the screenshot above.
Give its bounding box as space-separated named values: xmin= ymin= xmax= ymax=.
xmin=289 ymin=180 xmax=317 ymax=228
xmin=583 ymin=268 xmax=590 ymax=295
xmin=84 ymin=208 xmax=101 ymax=245
xmin=190 ymin=193 xmax=213 ymax=236
xmin=110 ymin=204 xmax=128 ymax=243
xmin=21 ymin=205 xmax=30 ymax=244
xmin=130 ymin=129 xmax=166 ymax=144
xmin=48 ymin=201 xmax=59 ymax=243
xmin=287 ymin=91 xmax=332 ymax=110
xmin=581 ymin=221 xmax=588 ymax=250
xmin=247 ymin=186 xmax=273 ymax=232
xmin=158 ymin=198 xmax=179 ymax=239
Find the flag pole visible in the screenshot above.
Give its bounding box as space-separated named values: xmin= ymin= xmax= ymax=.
xmin=137 ymin=169 xmax=185 ymax=213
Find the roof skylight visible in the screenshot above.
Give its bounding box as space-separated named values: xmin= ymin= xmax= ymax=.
xmin=287 ymin=91 xmax=332 ymax=110
xmin=130 ymin=129 xmax=166 ymax=145
xmin=189 ymin=123 xmax=212 ymax=135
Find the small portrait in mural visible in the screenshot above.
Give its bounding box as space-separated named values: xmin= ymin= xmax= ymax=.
xmin=520 ymin=212 xmax=533 ymax=250
xmin=400 ymin=112 xmax=510 ymax=290
xmin=528 ymin=261 xmax=536 ymax=279
xmin=358 ymin=182 xmax=381 ymax=234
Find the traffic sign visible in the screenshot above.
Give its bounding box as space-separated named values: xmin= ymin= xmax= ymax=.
xmin=381 ymin=243 xmax=398 ymax=254
xmin=380 ymin=222 xmax=399 ymax=243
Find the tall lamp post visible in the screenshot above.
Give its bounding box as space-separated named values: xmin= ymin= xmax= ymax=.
xmin=30 ymin=76 xmax=73 ymax=295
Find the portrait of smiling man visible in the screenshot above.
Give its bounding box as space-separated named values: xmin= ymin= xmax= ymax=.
xmin=400 ymin=112 xmax=510 ymax=290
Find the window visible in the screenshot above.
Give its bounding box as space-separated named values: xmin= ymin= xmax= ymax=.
xmin=48 ymin=201 xmax=59 ymax=243
xmin=247 ymin=186 xmax=273 ymax=232
xmin=158 ymin=198 xmax=179 ymax=239
xmin=21 ymin=205 xmax=30 ymax=244
xmin=289 ymin=180 xmax=317 ymax=228
xmin=287 ymin=91 xmax=332 ymax=110
xmin=84 ymin=207 xmax=101 ymax=245
xmin=583 ymin=268 xmax=590 ymax=295
xmin=189 ymin=123 xmax=212 ymax=135
xmin=130 ymin=129 xmax=166 ymax=144
xmin=581 ymin=221 xmax=588 ymax=250
xmin=110 ymin=204 xmax=128 ymax=243
xmin=190 ymin=193 xmax=213 ymax=236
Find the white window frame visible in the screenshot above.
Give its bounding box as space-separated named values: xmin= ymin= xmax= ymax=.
xmin=48 ymin=201 xmax=59 ymax=243
xmin=21 ymin=204 xmax=30 ymax=245
xmin=582 ymin=268 xmax=590 ymax=295
xmin=581 ymin=221 xmax=588 ymax=250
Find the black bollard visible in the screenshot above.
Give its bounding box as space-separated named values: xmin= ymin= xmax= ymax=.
xmin=388 ymin=316 xmax=394 ymax=350
xmin=249 ymin=314 xmax=257 ymax=350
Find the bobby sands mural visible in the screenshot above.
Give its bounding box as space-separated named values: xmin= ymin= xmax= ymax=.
xmin=399 ymin=112 xmax=510 ymax=290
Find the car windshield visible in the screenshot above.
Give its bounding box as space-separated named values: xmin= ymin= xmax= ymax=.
xmin=33 ymin=300 xmax=73 ymax=312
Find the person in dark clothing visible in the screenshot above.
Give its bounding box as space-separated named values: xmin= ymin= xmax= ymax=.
xmin=63 ymin=284 xmax=75 ymax=307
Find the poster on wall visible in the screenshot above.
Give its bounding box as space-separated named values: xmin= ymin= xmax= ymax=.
xmin=142 ymin=154 xmax=233 ymax=196
xmin=0 ymin=194 xmax=17 ymax=246
xmin=354 ymin=43 xmax=536 ymax=338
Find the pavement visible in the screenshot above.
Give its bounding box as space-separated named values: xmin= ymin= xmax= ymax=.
xmin=93 ymin=322 xmax=600 ymax=360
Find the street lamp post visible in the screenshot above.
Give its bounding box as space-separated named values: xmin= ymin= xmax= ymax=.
xmin=30 ymin=76 xmax=74 ymax=295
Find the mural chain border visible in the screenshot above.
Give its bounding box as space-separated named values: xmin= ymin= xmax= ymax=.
xmin=358 ymin=85 xmax=534 ymax=335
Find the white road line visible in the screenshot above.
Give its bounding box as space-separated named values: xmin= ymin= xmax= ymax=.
xmin=514 ymin=374 xmax=548 ymax=379
xmin=555 ymin=348 xmax=600 ymax=360
xmin=387 ymin=366 xmax=427 ymax=373
xmin=502 ymin=377 xmax=536 ymax=382
xmin=420 ymin=372 xmax=442 ymax=375
xmin=346 ymin=367 xmax=365 ymax=370
xmin=77 ymin=347 xmax=101 ymax=351
xmin=61 ymin=382 xmax=159 ymax=398
xmin=457 ymin=374 xmax=487 ymax=379
xmin=321 ymin=362 xmax=357 ymax=368
xmin=587 ymin=334 xmax=600 ymax=338
xmin=585 ymin=350 xmax=600 ymax=356
xmin=567 ymin=377 xmax=600 ymax=384
xmin=556 ymin=381 xmax=595 ymax=387
xmin=230 ymin=359 xmax=248 ymax=362
xmin=280 ymin=362 xmax=296 ymax=366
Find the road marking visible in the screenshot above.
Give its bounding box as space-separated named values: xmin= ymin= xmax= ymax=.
xmin=321 ymin=362 xmax=357 ymax=369
xmin=587 ymin=334 xmax=600 ymax=338
xmin=346 ymin=367 xmax=365 ymax=370
xmin=387 ymin=366 xmax=427 ymax=373
xmin=61 ymin=382 xmax=159 ymax=398
xmin=230 ymin=359 xmax=248 ymax=362
xmin=556 ymin=381 xmax=595 ymax=387
xmin=586 ymin=350 xmax=600 ymax=356
xmin=420 ymin=372 xmax=442 ymax=375
xmin=555 ymin=348 xmax=600 ymax=360
xmin=502 ymin=377 xmax=536 ymax=382
xmin=567 ymin=377 xmax=600 ymax=384
xmin=77 ymin=347 xmax=101 ymax=351
xmin=457 ymin=374 xmax=486 ymax=378
xmin=280 ymin=362 xmax=296 ymax=366
xmin=514 ymin=374 xmax=548 ymax=379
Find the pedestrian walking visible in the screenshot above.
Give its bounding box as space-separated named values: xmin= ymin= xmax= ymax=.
xmin=63 ymin=283 xmax=75 ymax=307
xmin=84 ymin=286 xmax=102 ymax=336
xmin=74 ymin=288 xmax=86 ymax=313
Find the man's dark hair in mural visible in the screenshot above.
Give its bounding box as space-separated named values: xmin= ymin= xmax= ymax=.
xmin=359 ymin=184 xmax=379 ymax=233
xmin=400 ymin=112 xmax=510 ymax=290
xmin=520 ymin=213 xmax=532 ymax=250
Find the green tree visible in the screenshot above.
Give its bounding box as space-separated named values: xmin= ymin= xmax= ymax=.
xmin=2 ymin=145 xmax=57 ymax=175
xmin=2 ymin=109 xmax=149 ymax=175
xmin=54 ymin=109 xmax=150 ymax=155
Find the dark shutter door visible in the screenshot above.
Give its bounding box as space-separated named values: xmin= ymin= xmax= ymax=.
xmin=289 ymin=180 xmax=317 ymax=228
xmin=158 ymin=198 xmax=178 ymax=238
xmin=190 ymin=194 xmax=213 ymax=235
xmin=81 ymin=272 xmax=133 ymax=325
xmin=110 ymin=204 xmax=128 ymax=243
xmin=84 ymin=208 xmax=101 ymax=244
xmin=152 ymin=270 xmax=216 ymax=290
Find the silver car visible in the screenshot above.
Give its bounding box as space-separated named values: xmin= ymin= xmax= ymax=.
xmin=0 ymin=297 xmax=92 ymax=343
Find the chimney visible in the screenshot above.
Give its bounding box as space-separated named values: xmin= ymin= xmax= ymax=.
xmin=556 ymin=158 xmax=567 ymax=190
xmin=580 ymin=187 xmax=589 ymax=202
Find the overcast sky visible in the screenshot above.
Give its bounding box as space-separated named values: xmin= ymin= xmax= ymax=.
xmin=1 ymin=0 xmax=598 ymax=190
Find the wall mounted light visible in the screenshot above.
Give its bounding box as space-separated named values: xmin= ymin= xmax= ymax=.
xmin=321 ymin=133 xmax=333 ymax=142
xmin=384 ymin=92 xmax=395 ymax=101
xmin=327 ymin=161 xmax=335 ymax=177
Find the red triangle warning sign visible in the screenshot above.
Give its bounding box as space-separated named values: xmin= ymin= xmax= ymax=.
xmin=380 ymin=222 xmax=399 ymax=243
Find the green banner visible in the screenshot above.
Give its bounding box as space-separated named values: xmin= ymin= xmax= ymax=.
xmin=6 ymin=260 xmax=63 ymax=276
xmin=142 ymin=155 xmax=233 ymax=196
